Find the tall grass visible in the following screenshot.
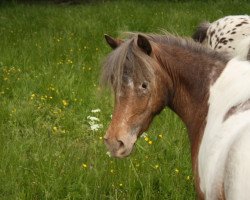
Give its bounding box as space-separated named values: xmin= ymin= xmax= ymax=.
xmin=0 ymin=1 xmax=249 ymax=199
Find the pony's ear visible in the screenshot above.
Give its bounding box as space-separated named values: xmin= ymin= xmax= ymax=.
xmin=137 ymin=34 xmax=152 ymax=55
xmin=104 ymin=34 xmax=123 ymax=49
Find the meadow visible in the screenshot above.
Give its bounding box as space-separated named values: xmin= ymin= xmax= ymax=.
xmin=0 ymin=0 xmax=249 ymax=199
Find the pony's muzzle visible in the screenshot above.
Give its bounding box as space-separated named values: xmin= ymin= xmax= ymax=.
xmin=104 ymin=133 xmax=136 ymax=158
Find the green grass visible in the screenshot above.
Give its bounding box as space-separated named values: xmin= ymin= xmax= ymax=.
xmin=0 ymin=1 xmax=249 ymax=199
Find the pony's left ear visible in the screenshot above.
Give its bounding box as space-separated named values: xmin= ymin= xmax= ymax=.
xmin=104 ymin=34 xmax=123 ymax=49
xmin=137 ymin=34 xmax=152 ymax=55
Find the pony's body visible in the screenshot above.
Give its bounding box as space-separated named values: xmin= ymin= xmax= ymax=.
xmin=199 ymin=59 xmax=250 ymax=199
xmin=102 ymin=33 xmax=250 ymax=199
xmin=193 ymin=15 xmax=250 ymax=60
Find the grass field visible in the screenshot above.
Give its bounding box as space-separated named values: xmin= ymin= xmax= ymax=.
xmin=0 ymin=0 xmax=249 ymax=199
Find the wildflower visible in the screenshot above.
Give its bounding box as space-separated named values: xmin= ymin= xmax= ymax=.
xmin=87 ymin=116 xmax=99 ymax=121
xmin=53 ymin=127 xmax=58 ymax=132
xmin=90 ymin=124 xmax=103 ymax=131
xmin=82 ymin=163 xmax=87 ymax=168
xmin=106 ymin=151 xmax=111 ymax=157
xmin=158 ymin=134 xmax=163 ymax=138
xmin=67 ymin=59 xmax=73 ymax=64
xmin=110 ymin=169 xmax=114 ymax=173
xmin=99 ymin=136 xmax=103 ymax=140
xmin=30 ymin=93 xmax=35 ymax=100
xmin=91 ymin=109 xmax=101 ymax=113
xmin=62 ymin=100 xmax=68 ymax=107
xmin=186 ymin=176 xmax=190 ymax=180
xmin=141 ymin=132 xmax=148 ymax=138
xmin=175 ymin=168 xmax=179 ymax=174
xmin=154 ymin=164 xmax=159 ymax=169
xmin=119 ymin=183 xmax=123 ymax=187
xmin=148 ymin=140 xmax=153 ymax=145
xmin=144 ymin=137 xmax=149 ymax=142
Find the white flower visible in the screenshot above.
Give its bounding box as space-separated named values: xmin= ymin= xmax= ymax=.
xmin=140 ymin=132 xmax=148 ymax=138
xmin=91 ymin=109 xmax=101 ymax=113
xmin=106 ymin=151 xmax=111 ymax=157
xmin=87 ymin=116 xmax=99 ymax=121
xmin=90 ymin=123 xmax=103 ymax=131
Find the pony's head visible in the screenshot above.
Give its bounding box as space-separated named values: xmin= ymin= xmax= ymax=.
xmin=102 ymin=34 xmax=173 ymax=158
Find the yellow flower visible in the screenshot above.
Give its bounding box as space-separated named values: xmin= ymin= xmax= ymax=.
xmin=119 ymin=183 xmax=123 ymax=187
xmin=158 ymin=134 xmax=163 ymax=138
xmin=154 ymin=164 xmax=159 ymax=169
xmin=30 ymin=93 xmax=35 ymax=100
xmin=53 ymin=127 xmax=58 ymax=132
xmin=110 ymin=169 xmax=114 ymax=173
xmin=82 ymin=163 xmax=87 ymax=168
xmin=62 ymin=100 xmax=68 ymax=107
xmin=175 ymin=168 xmax=179 ymax=174
xmin=148 ymin=140 xmax=153 ymax=145
xmin=186 ymin=176 xmax=190 ymax=180
xmin=144 ymin=137 xmax=149 ymax=142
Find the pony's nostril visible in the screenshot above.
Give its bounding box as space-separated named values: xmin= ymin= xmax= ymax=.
xmin=117 ymin=139 xmax=125 ymax=149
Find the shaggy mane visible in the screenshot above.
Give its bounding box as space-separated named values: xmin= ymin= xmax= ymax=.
xmin=101 ymin=33 xmax=229 ymax=93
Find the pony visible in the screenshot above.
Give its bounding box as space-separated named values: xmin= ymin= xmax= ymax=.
xmin=192 ymin=15 xmax=250 ymax=60
xmin=101 ymin=33 xmax=250 ymax=199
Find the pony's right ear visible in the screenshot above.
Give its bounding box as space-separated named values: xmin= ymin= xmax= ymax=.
xmin=104 ymin=34 xmax=123 ymax=49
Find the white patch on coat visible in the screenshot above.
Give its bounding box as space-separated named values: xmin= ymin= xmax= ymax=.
xmin=198 ymin=58 xmax=250 ymax=199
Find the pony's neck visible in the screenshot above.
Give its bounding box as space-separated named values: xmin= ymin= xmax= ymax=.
xmin=155 ymin=43 xmax=226 ymax=156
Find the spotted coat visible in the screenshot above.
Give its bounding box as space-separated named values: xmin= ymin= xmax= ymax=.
xmin=193 ymin=15 xmax=250 ymax=60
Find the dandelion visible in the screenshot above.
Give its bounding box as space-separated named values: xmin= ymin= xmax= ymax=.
xmin=53 ymin=127 xmax=58 ymax=132
xmin=82 ymin=163 xmax=87 ymax=169
xmin=148 ymin=140 xmax=153 ymax=145
xmin=62 ymin=100 xmax=68 ymax=107
xmin=30 ymin=93 xmax=35 ymax=100
xmin=67 ymin=59 xmax=73 ymax=64
xmin=154 ymin=164 xmax=159 ymax=169
xmin=144 ymin=137 xmax=149 ymax=142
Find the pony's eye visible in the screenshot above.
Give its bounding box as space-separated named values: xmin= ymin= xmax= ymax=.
xmin=141 ymin=82 xmax=148 ymax=89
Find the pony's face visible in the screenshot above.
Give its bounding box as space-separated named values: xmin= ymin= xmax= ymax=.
xmin=103 ymin=35 xmax=169 ymax=158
